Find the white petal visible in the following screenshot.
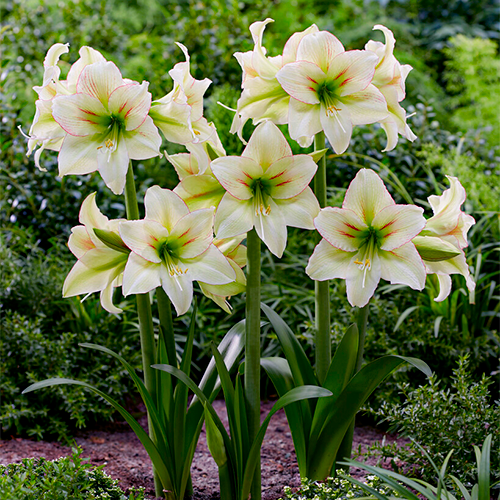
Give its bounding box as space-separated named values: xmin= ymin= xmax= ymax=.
xmin=174 ymin=174 xmax=225 ymax=212
xmin=79 ymin=192 xmax=109 ymax=230
xmin=77 ymin=61 xmax=123 ymax=105
xmin=275 ymin=61 xmax=324 ymax=105
xmin=144 ymin=186 xmax=189 ymax=231
xmin=288 ymin=98 xmax=321 ymax=147
xmin=345 ymin=252 xmax=382 ymax=307
xmin=342 ymin=168 xmax=395 ymax=225
xmin=119 ymin=220 xmax=167 ymax=263
xmin=166 ymin=152 xmax=199 ymax=180
xmin=314 ymin=207 xmax=367 ymax=251
xmin=52 ymin=94 xmax=107 ymax=137
xmin=66 ymin=46 xmax=106 ymax=92
xmin=320 ymin=103 xmax=353 ymax=154
xmin=279 ymin=187 xmax=320 ymax=229
xmin=296 ymin=31 xmax=345 ymax=73
xmin=329 ymin=50 xmax=378 ymax=96
xmin=341 ymin=85 xmax=388 ymax=125
xmin=97 ymin=136 xmax=130 ymax=195
xmin=373 ymin=204 xmax=426 ymax=251
xmin=149 ymin=98 xmax=194 ymax=144
xmin=211 ymin=156 xmax=261 ymax=200
xmin=63 ymin=260 xmax=113 ymax=298
xmin=306 ymin=239 xmax=352 ymax=281
xmin=425 ymin=252 xmax=475 ymax=297
xmin=170 ymin=208 xmax=215 ymax=259
xmin=264 ymin=154 xmax=317 ymax=199
xmin=100 ymin=281 xmax=123 ymax=314
xmin=122 ymin=253 xmax=162 ymax=296
xmin=68 ymin=225 xmax=94 ymax=259
xmin=435 ymin=274 xmax=452 ymax=302
xmin=242 ymin=121 xmax=293 ymax=168
xmin=108 ymin=82 xmax=152 ymax=131
xmin=379 ymin=243 xmax=426 ymax=290
xmin=185 ymin=244 xmax=236 ymax=285
xmin=214 ymin=193 xmax=254 ymax=239
xmin=282 ymin=24 xmax=320 ymax=64
xmin=253 ymin=199 xmax=287 ymax=258
xmin=124 ymin=116 xmax=161 ymax=160
xmin=160 ymin=267 xmax=193 ymax=316
xmin=58 ymin=134 xmax=100 ymax=176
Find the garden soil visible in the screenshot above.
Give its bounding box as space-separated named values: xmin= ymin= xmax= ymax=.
xmin=0 ymin=400 xmax=407 ymax=499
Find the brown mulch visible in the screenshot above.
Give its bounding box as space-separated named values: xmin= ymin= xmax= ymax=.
xmin=0 ymin=401 xmax=408 ymax=499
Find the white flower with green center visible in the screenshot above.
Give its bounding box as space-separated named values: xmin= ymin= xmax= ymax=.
xmin=414 ymin=176 xmax=476 ymax=301
xmin=52 ymin=61 xmax=162 ymax=195
xmin=275 ymin=31 xmax=389 ymax=152
xmin=211 ymin=121 xmax=320 ymax=258
xmin=63 ymin=193 xmax=129 ymax=314
xmin=119 ymin=186 xmax=236 ymax=316
xmin=306 ymin=168 xmax=427 ymax=307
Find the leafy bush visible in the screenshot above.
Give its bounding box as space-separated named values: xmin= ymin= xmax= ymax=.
xmin=0 ymin=446 xmax=144 ymax=500
xmin=366 ymin=355 xmax=500 ymax=486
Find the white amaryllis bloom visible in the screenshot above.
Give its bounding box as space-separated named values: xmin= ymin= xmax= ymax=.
xmin=365 ymin=25 xmax=417 ymax=151
xmin=415 ymin=176 xmax=475 ymax=302
xmin=306 ymin=169 xmax=427 ymax=307
xmin=212 ymin=121 xmax=320 ymax=258
xmin=149 ymin=43 xmax=212 ymax=146
xmin=275 ymin=31 xmax=389 ymax=152
xmin=52 ymin=61 xmax=162 ymax=195
xmin=119 ymin=186 xmax=236 ymax=316
xmin=231 ymin=19 xmax=319 ymax=142
xmin=63 ymin=193 xmax=129 ymax=314
xmin=25 ymin=44 xmax=107 ymax=171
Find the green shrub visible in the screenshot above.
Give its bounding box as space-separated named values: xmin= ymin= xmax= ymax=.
xmin=0 ymin=447 xmax=144 ymax=500
xmin=366 ymin=355 xmax=500 ymax=486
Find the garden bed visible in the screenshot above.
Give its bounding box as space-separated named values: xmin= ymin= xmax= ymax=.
xmin=0 ymin=400 xmax=406 ymax=499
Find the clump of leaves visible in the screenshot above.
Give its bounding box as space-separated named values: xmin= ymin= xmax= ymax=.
xmin=366 ymin=355 xmax=500 ymax=486
xmin=0 ymin=446 xmax=144 ymax=500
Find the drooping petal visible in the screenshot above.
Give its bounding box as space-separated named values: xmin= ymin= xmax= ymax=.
xmin=185 ymin=244 xmax=236 ymax=285
xmin=296 ymin=31 xmax=345 ymax=73
xmin=119 ymin=219 xmax=167 ymax=263
xmin=79 ymin=192 xmax=109 ymax=230
xmin=100 ymin=281 xmax=123 ymax=314
xmin=242 ymin=121 xmax=293 ymax=168
xmin=108 ymin=82 xmax=151 ymax=131
xmin=282 ymin=24 xmax=320 ymax=65
xmin=211 ymin=156 xmax=261 ymax=200
xmin=340 ymin=85 xmax=388 ymax=125
xmin=97 ymin=136 xmax=130 ymax=195
xmin=66 ymin=46 xmax=107 ymax=92
xmin=248 ymin=18 xmax=282 ymax=79
xmin=373 ymin=204 xmax=426 ymax=251
xmin=264 ymin=154 xmax=317 ymax=199
xmin=379 ymin=242 xmax=426 ymax=290
xmin=124 ymin=116 xmax=162 ymax=160
xmin=58 ymin=134 xmax=100 ymax=176
xmin=169 ymin=208 xmax=215 ymax=259
xmin=278 ymin=187 xmax=320 ymax=230
xmin=52 ymin=93 xmax=108 ymax=137
xmin=345 ymin=252 xmax=382 ymax=307
xmin=288 ymin=98 xmax=321 ymax=148
xmin=159 ymin=266 xmax=193 ymax=316
xmin=342 ymin=168 xmax=395 ymax=224
xmin=144 ymin=186 xmax=189 ymax=231
xmin=68 ymin=226 xmax=94 ymax=259
xmin=63 ymin=260 xmax=114 ymax=298
xmin=306 ymin=239 xmax=352 ymax=281
xmin=328 ymin=50 xmax=378 ymax=96
xmin=214 ymin=193 xmax=254 ymax=239
xmin=367 ymin=25 xmax=398 ymax=87
xmin=253 ymin=198 xmax=287 ymax=258
xmin=314 ymin=206 xmax=367 ymax=251
xmin=174 ymin=174 xmax=225 ymax=211
xmin=122 ymin=252 xmax=162 ymax=296
xmin=319 ymin=103 xmax=353 ymax=154
xmin=435 ymin=274 xmax=452 ymax=302
xmin=275 ymin=61 xmax=324 ymax=105
xmin=77 ymin=61 xmax=124 ymax=105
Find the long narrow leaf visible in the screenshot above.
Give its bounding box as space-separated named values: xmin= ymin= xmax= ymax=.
xmin=477 ymin=434 xmax=492 ymax=500
xmin=234 ymin=373 xmax=249 ymax=485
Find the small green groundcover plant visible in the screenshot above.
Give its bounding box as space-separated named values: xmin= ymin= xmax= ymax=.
xmin=0 ymin=446 xmax=144 ymax=500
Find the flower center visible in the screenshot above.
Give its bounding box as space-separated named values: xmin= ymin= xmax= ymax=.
xmin=354 ymin=227 xmax=382 ymax=288
xmin=160 ymin=242 xmax=188 ymax=289
xmin=98 ymin=114 xmax=126 ymax=159
xmin=317 ymin=81 xmax=346 ymax=132
xmin=251 ymin=179 xmax=272 ymax=236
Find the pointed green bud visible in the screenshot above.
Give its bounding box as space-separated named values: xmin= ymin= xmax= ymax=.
xmin=413 ymin=236 xmax=461 ymax=262
xmin=93 ymin=228 xmax=130 ymax=254
xmin=308 ymin=148 xmax=328 ymax=164
xmin=206 ymin=141 xmax=222 ymax=161
xmin=204 ymin=405 xmax=227 ymax=467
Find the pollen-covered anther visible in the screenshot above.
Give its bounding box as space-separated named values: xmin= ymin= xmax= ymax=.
xmin=105 ymin=139 xmax=114 ymax=149
xmin=326 ymin=104 xmax=341 ymax=117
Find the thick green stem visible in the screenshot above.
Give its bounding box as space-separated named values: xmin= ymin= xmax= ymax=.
xmin=245 ymin=228 xmax=261 ymax=500
xmin=313 ymin=131 xmax=331 ymax=385
xmin=336 ymin=303 xmax=370 ymax=471
xmin=157 ymin=287 xmax=177 ymax=367
xmin=124 ymin=164 xmax=163 ymax=497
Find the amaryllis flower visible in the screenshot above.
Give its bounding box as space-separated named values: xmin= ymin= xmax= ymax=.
xmin=199 ymin=236 xmax=247 ymax=313
xmin=24 ymin=44 xmax=107 ymax=171
xmin=212 ymin=121 xmax=320 ymax=258
xmin=365 ymin=25 xmax=417 ymax=151
xmin=52 ymin=61 xmax=162 ymax=194
xmin=63 ymin=193 xmax=129 ymax=314
xmin=306 ymin=169 xmax=426 ymax=307
xmin=414 ymin=176 xmax=475 ymax=301
xmin=119 ymin=186 xmax=236 ymax=316
xmin=276 ymin=31 xmax=389 ymax=152
xmin=231 ymin=19 xmax=319 ymax=142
